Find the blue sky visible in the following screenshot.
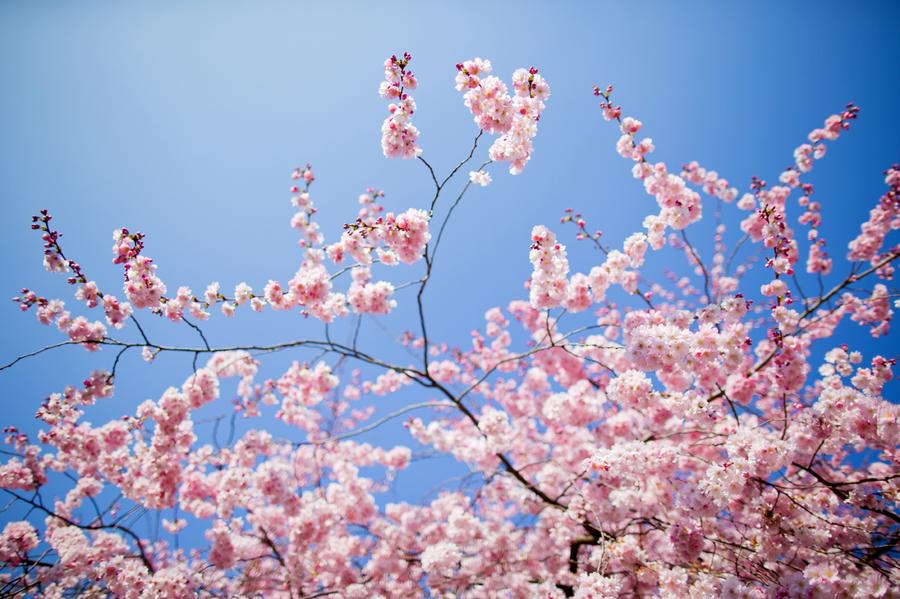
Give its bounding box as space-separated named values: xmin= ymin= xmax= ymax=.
xmin=1 ymin=0 xmax=898 ymax=545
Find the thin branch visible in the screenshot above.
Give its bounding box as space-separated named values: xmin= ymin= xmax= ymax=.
xmin=293 ymin=401 xmax=452 ymax=446
xmin=181 ymin=315 xmax=211 ymax=351
xmin=439 ymin=129 xmax=484 ymax=188
xmin=680 ymin=230 xmax=712 ymax=303
xmin=0 ymin=341 xmax=76 ymax=372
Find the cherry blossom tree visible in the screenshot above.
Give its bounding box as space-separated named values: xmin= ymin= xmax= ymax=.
xmin=1 ymin=52 xmax=898 ymax=598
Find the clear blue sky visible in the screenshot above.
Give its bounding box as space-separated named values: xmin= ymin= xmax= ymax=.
xmin=1 ymin=0 xmax=898 ymax=542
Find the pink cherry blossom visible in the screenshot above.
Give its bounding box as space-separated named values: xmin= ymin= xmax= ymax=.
xmin=468 ymin=169 xmax=492 ymax=186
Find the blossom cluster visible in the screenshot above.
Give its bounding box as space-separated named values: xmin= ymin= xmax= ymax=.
xmin=847 ymin=164 xmax=900 ymax=271
xmin=14 ymin=290 xmax=108 ymax=350
xmin=379 ymin=52 xmax=421 ymax=159
xmin=528 ymin=219 xmax=649 ymax=311
xmin=798 ymin=183 xmax=833 ymax=275
xmin=456 ymin=58 xmax=551 ymax=174
xmin=681 ymin=160 xmax=739 ymax=203
xmin=596 ymin=87 xmax=702 ymax=244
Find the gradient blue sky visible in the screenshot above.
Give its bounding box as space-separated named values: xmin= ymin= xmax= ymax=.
xmin=1 ymin=1 xmax=898 ymax=543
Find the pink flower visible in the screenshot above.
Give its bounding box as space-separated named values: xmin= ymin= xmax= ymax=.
xmin=75 ymin=281 xmax=100 ymax=308
xmin=0 ymin=521 xmax=39 ymax=566
xmin=381 ymin=208 xmax=431 ymax=264
xmin=457 ymin=59 xmax=550 ymax=174
xmin=234 ymin=282 xmax=253 ymax=305
xmin=380 ymin=53 xmax=422 ymax=159
xmin=606 ymin=369 xmax=652 ymax=407
xmin=420 ymin=541 xmax=461 ymax=577
xmin=574 ymin=573 xmax=622 ymax=599
xmin=122 ymin=255 xmax=167 ymax=309
xmin=61 ymin=315 xmax=107 ymax=350
xmin=347 ymin=267 xmax=396 ymax=315
xmin=102 ymin=294 xmax=132 ymax=328
xmin=468 ymin=170 xmax=492 ymax=186
xmin=528 ymin=225 xmax=569 ymax=309
xmin=564 ymin=272 xmax=592 ymax=312
xmin=847 ymin=166 xmax=900 ymax=264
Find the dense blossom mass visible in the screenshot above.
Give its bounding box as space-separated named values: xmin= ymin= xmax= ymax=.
xmin=455 ymin=58 xmax=551 ymax=174
xmin=1 ymin=53 xmax=899 ymax=598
